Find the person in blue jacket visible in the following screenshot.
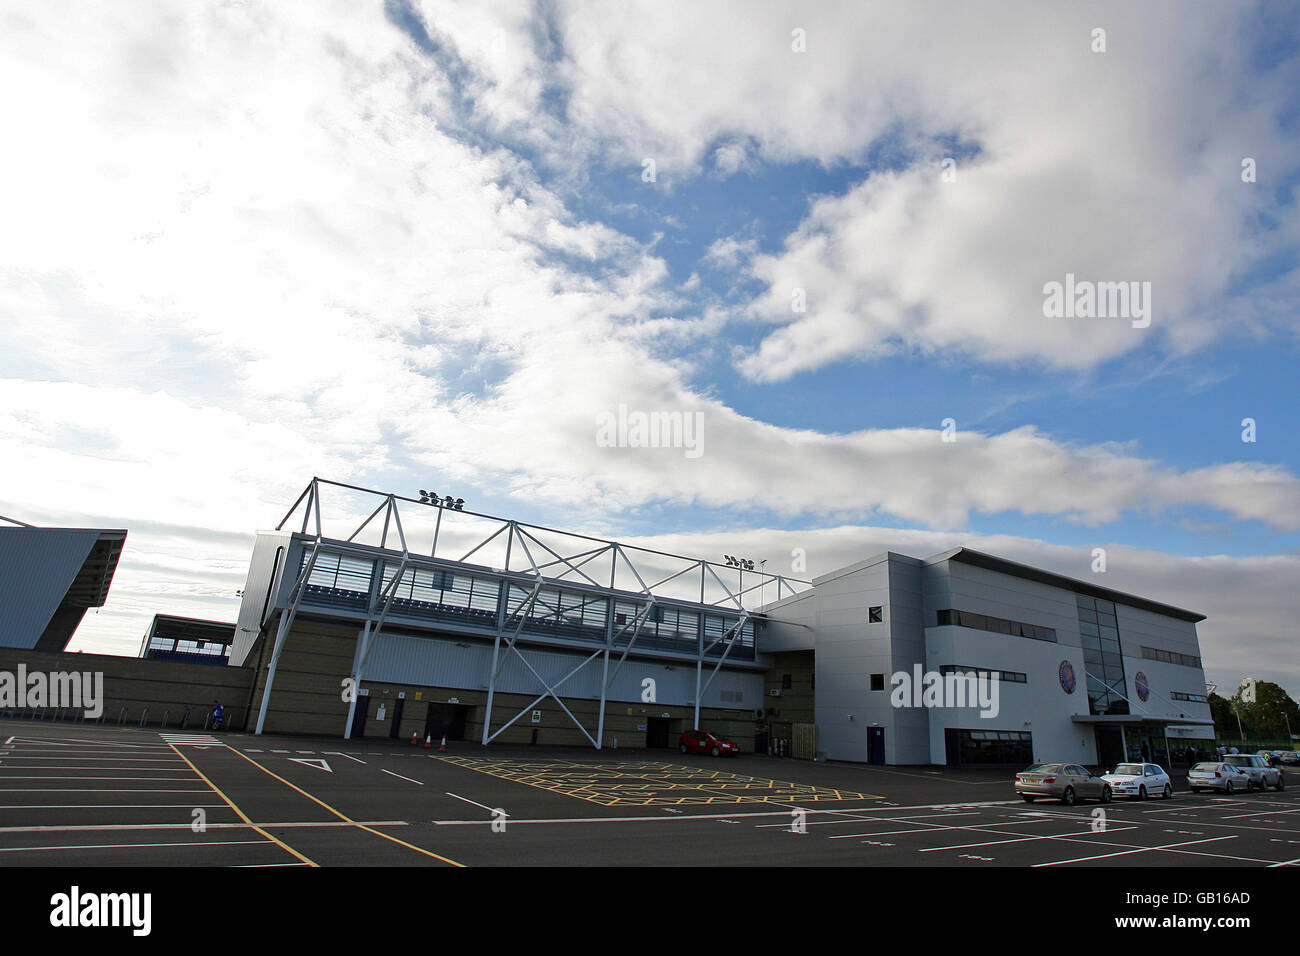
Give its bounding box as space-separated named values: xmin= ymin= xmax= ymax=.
xmin=211 ymin=701 xmax=224 ymax=731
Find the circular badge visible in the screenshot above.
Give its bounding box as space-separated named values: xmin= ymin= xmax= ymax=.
xmin=1135 ymin=671 xmax=1149 ymax=702
xmin=1058 ymin=660 xmax=1076 ymax=694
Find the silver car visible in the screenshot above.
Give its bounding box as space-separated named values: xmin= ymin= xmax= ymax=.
xmin=1015 ymin=762 xmax=1112 ymax=805
xmin=1187 ymin=761 xmax=1252 ymax=793
xmin=1223 ymin=754 xmax=1285 ymax=791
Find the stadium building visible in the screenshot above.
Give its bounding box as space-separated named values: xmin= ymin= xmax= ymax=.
xmin=1 ymin=482 xmax=1216 ymax=765
xmin=228 ymin=480 xmax=1214 ymax=765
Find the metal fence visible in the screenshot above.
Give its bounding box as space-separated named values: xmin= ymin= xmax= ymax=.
xmin=0 ymin=703 xmax=246 ymax=731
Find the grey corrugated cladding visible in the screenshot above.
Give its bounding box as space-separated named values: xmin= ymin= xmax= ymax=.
xmin=0 ymin=528 xmax=102 ymax=648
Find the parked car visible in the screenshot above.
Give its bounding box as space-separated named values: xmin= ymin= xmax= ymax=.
xmin=1256 ymin=750 xmax=1285 ymax=768
xmin=679 ymin=729 xmax=740 ymax=757
xmin=1279 ymin=751 xmax=1300 ymax=767
xmin=1015 ymin=762 xmax=1112 ymax=805
xmin=1101 ymin=762 xmax=1172 ymax=800
xmin=1223 ymin=754 xmax=1285 ymax=791
xmin=1187 ymin=762 xmax=1252 ymax=793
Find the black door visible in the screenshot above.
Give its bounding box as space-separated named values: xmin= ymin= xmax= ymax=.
xmin=944 ymin=728 xmax=961 ymax=766
xmin=645 ymin=716 xmax=671 ymax=749
xmin=868 ymin=727 xmax=886 ymax=764
xmin=349 ymin=697 xmax=369 ymax=738
xmin=424 ymin=703 xmax=469 ymax=742
xmin=388 ymin=698 xmax=405 ymax=740
xmin=1095 ymin=726 xmax=1125 ymax=768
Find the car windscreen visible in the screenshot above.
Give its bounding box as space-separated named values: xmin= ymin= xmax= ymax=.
xmin=1024 ymin=763 xmax=1062 ymax=773
xmin=1112 ymin=764 xmax=1144 ymax=775
xmin=1222 ymin=756 xmax=1250 ymax=766
xmin=1191 ymin=763 xmax=1220 ymax=772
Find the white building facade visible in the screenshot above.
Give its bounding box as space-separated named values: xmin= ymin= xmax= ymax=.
xmin=760 ymin=548 xmax=1213 ymax=767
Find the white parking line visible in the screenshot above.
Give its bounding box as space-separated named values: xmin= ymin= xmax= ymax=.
xmin=0 ymin=840 xmax=271 ymax=853
xmin=0 ymin=789 xmax=215 ymax=793
xmin=1032 ymin=835 xmax=1236 ymax=867
xmin=1221 ymin=805 xmax=1300 ymax=820
xmin=381 ymin=769 xmax=423 ymax=785
xmin=919 ymin=826 xmax=1140 ymax=851
xmin=0 ymin=804 xmax=228 ymax=810
xmin=324 ymin=752 xmax=366 ymax=764
xmin=0 ymin=776 xmax=210 ymax=782
xmin=446 ymin=792 xmax=496 ymax=813
xmin=0 ymin=759 xmax=192 ymax=764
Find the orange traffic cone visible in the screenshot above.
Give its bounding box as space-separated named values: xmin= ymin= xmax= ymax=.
xmin=424 ymin=734 xmax=432 ymax=749
xmin=409 ymin=731 xmax=418 ymax=746
xmin=439 ymin=736 xmax=447 ymax=753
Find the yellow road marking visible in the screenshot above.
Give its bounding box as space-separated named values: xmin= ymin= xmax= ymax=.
xmin=436 ymin=755 xmax=881 ymax=806
xmin=166 ymin=743 xmax=317 ymax=868
xmin=226 ymin=748 xmax=464 ymax=867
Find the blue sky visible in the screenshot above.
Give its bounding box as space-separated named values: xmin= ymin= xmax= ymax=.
xmin=0 ymin=0 xmax=1297 ymax=696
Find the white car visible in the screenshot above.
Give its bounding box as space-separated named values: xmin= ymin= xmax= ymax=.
xmin=1101 ymin=762 xmax=1173 ymax=800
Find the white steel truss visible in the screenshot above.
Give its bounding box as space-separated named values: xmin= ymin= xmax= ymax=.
xmin=255 ymin=478 xmax=810 ymax=747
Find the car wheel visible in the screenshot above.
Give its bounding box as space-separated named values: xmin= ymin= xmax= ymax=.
xmin=1021 ymin=795 xmax=1035 ymax=803
xmin=679 ymin=744 xmax=688 ymax=754
xmin=1100 ymin=785 xmax=1112 ymax=804
xmin=1277 ymin=775 xmax=1286 ymax=791
xmin=1225 ymin=780 xmax=1235 ymax=794
xmin=1138 ymin=784 xmax=1147 ymax=801
xmin=1061 ymin=786 xmax=1076 ymax=806
xmin=710 ymin=746 xmax=720 ymax=757
xmin=1162 ymin=784 xmax=1172 ymax=799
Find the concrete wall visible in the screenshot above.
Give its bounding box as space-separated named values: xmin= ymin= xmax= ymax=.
xmin=923 ymin=624 xmax=1091 ymax=764
xmin=0 ymin=647 xmax=254 ymax=728
xmin=805 ymin=555 xmax=895 ymax=763
xmin=245 ymin=612 xmax=762 ymax=745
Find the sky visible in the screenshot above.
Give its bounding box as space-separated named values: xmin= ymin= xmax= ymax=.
xmin=0 ymin=1 xmax=1297 ymax=699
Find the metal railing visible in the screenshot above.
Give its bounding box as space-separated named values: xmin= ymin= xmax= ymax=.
xmin=1 ymin=703 xmax=245 ymax=730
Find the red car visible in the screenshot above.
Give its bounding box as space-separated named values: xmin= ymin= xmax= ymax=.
xmin=679 ymin=729 xmax=740 ymax=756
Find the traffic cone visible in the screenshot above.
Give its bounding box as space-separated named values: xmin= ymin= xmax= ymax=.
xmin=439 ymin=736 xmax=447 ymax=753
xmin=409 ymin=731 xmax=418 ymax=746
xmin=424 ymin=734 xmax=432 ymax=749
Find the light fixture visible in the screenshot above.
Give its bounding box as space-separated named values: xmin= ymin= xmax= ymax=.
xmin=418 ymin=489 xmax=465 ymax=510
xmin=722 ymin=554 xmax=757 ymax=571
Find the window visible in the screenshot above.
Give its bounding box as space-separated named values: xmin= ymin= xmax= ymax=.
xmin=936 ymin=608 xmax=1057 ymax=643
xmin=1142 ymin=646 xmax=1201 ymax=669
xmin=868 ymin=606 xmax=883 ymax=623
xmin=782 ymin=674 xmax=793 ymax=690
xmin=940 ymin=665 xmax=1027 ymax=684
xmin=870 ymin=673 xmax=885 ymax=691
xmin=1171 ymin=691 xmax=1208 ymax=703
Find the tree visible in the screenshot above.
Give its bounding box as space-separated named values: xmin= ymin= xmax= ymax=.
xmin=1208 ymin=692 xmax=1236 ymax=739
xmin=1233 ymin=681 xmax=1299 ymax=742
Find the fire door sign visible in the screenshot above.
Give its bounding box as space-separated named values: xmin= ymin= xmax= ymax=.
xmin=531 ymin=710 xmax=541 ymax=723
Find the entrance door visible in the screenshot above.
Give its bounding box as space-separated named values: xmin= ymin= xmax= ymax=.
xmin=645 ymin=716 xmax=671 ymax=749
xmin=424 ymin=703 xmax=469 ymax=742
xmin=349 ymin=697 xmax=369 ymax=738
xmin=867 ymin=727 xmax=886 ymax=765
xmin=944 ymin=728 xmax=961 ymax=766
xmin=1095 ymin=726 xmax=1125 ymax=768
xmin=388 ymin=698 xmax=405 ymax=740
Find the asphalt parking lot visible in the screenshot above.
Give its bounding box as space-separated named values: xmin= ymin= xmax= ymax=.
xmin=0 ymin=718 xmax=1296 ymax=867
